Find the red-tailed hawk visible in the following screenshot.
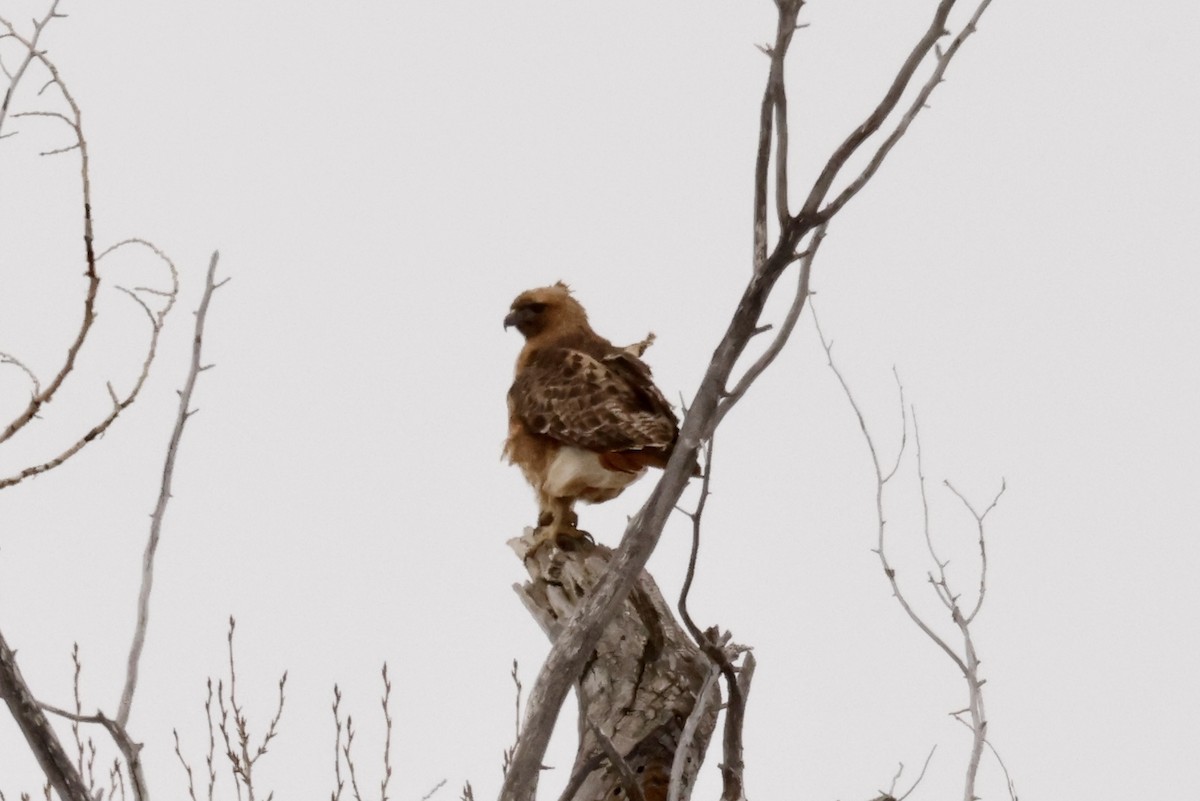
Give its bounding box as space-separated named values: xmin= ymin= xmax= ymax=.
xmin=504 ymin=282 xmax=685 ymax=547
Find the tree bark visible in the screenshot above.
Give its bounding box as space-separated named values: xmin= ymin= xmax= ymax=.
xmin=510 ymin=531 xmax=726 ymax=801
xmin=0 ymin=629 xmax=91 ymax=801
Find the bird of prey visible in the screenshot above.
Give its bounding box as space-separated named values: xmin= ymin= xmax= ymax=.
xmin=504 ymin=282 xmax=685 ymax=547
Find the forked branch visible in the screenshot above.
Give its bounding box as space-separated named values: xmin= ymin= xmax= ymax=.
xmin=674 ymin=438 xmax=756 ymax=801
xmin=815 ymin=311 xmax=1009 ymax=801
xmin=0 ymin=630 xmax=91 ymax=801
xmin=499 ymin=2 xmax=998 ymax=798
xmin=1 ymin=6 xmax=184 ymax=488
xmin=0 ymin=3 xmax=101 ymax=449
xmin=39 ymin=701 xmax=148 ymax=801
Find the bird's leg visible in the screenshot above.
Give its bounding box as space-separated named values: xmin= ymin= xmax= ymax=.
xmin=533 ymin=496 xmax=591 ymax=551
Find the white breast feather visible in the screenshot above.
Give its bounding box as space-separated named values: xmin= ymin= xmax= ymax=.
xmin=544 ymin=446 xmax=643 ymax=498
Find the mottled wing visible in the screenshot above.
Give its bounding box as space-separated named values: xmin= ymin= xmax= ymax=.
xmin=511 ymin=347 xmax=677 ymax=452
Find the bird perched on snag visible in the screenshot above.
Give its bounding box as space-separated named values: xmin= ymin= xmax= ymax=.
xmin=504 ymin=282 xmax=689 ymax=548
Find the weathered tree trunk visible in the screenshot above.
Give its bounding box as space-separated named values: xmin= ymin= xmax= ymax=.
xmin=510 ymin=530 xmax=725 ymax=801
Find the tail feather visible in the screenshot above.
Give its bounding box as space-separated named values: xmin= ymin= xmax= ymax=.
xmin=599 ymin=449 xmax=702 ymax=476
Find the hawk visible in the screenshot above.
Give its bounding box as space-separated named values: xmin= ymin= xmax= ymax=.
xmin=504 ymin=282 xmax=686 ymax=547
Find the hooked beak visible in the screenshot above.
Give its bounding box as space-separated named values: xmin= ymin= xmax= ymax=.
xmin=504 ymin=308 xmax=532 ymax=331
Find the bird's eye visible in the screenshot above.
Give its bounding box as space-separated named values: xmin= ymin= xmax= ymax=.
xmin=527 ymin=302 xmax=547 ymax=314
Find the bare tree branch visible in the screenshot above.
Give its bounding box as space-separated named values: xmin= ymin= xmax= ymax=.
xmin=0 ymin=4 xmax=100 ymax=448
xmin=715 ymin=223 xmax=826 ymax=429
xmin=498 ymin=1 xmax=999 ymax=797
xmin=752 ymin=0 xmax=804 ymax=269
xmin=0 ymin=630 xmax=90 ymax=801
xmin=813 ymin=310 xmax=970 ymax=677
xmin=0 ymin=351 xmax=42 ymax=397
xmin=801 ymin=0 xmax=962 ymax=220
xmin=207 ymin=617 xmax=286 ymax=801
xmin=331 ymin=686 xmax=345 ymax=801
xmin=816 ymin=311 xmax=1009 ymax=801
xmin=420 ymin=780 xmax=449 ymax=801
xmin=380 ymin=664 xmax=395 ymax=801
xmin=0 ymin=240 xmax=181 ymax=491
xmin=40 ymin=702 xmax=148 ymax=801
xmin=673 ymin=437 xmax=756 ymax=801
xmin=819 ymin=0 xmax=995 ymax=220
xmin=118 ymin=251 xmax=223 ymax=727
xmin=983 ymin=737 xmax=1018 ymax=801
xmin=945 ymin=477 xmax=1006 ymax=624
xmin=894 ymin=745 xmax=937 ymax=801
xmin=0 ymin=0 xmax=61 ymax=134
xmin=175 ymin=728 xmax=201 ymax=801
xmin=501 ymin=661 xmax=522 ymax=777
xmin=343 ymin=714 xmax=365 ymax=801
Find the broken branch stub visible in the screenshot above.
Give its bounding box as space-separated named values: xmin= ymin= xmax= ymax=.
xmin=510 ymin=531 xmax=733 ymax=801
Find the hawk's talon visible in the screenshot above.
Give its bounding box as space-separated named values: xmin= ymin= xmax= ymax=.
xmin=555 ymin=528 xmax=593 ymax=551
xmin=527 ymin=521 xmax=593 ymax=555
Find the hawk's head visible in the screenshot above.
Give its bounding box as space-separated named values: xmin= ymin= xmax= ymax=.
xmin=504 ymin=282 xmax=588 ymax=339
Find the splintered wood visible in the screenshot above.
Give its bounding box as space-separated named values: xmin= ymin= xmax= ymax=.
xmin=510 ymin=530 xmax=723 ymax=801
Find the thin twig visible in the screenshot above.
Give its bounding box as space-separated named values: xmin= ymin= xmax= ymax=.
xmin=896 ymin=746 xmax=937 ymax=801
xmin=419 ymin=780 xmax=448 ymax=801
xmin=817 ymin=313 xmax=1006 ymax=801
xmin=511 ymin=660 xmax=522 ymax=745
xmin=882 ymin=368 xmax=908 ymax=483
xmin=380 ymin=664 xmax=393 ymax=801
xmin=215 ymin=629 xmax=245 ymax=801
xmin=118 ymin=251 xmax=222 ymax=727
xmin=984 ymin=738 xmax=1018 ymax=801
xmin=343 ymin=715 xmax=365 ymax=801
xmin=0 ymin=351 xmax=42 ymax=397
xmin=673 ymin=436 xmax=754 ymax=801
xmin=677 ymin=436 xmax=715 ymax=639
xmin=331 ymin=686 xmax=344 ymax=801
xmin=109 ymin=758 xmax=125 ymax=801
xmin=0 ymin=3 xmax=101 ymax=451
xmin=0 ymin=0 xmax=61 ymax=135
xmin=800 ymin=0 xmax=963 ymax=220
xmin=945 ymin=478 xmax=1006 ymax=624
xmin=502 ymin=661 xmax=522 ymax=776
xmin=820 ymin=0 xmax=996 ymax=220
xmin=174 ymin=729 xmax=200 ymax=801
xmin=910 ymin=415 xmax=993 ymax=801
xmin=0 ymin=241 xmax=180 ymax=491
xmin=204 ymin=679 xmax=217 ymax=801
xmin=813 ymin=310 xmax=969 ymax=676
xmin=71 ymin=645 xmax=84 ymax=779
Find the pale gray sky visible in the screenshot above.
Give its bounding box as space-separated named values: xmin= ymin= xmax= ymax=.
xmin=1 ymin=1 xmax=1198 ymax=799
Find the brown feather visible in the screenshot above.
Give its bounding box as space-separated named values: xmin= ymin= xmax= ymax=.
xmin=598 ymin=450 xmax=670 ymax=473
xmin=504 ymin=284 xmax=692 ymax=531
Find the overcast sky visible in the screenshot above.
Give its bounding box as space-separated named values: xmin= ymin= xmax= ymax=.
xmin=1 ymin=1 xmax=1198 ymax=800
